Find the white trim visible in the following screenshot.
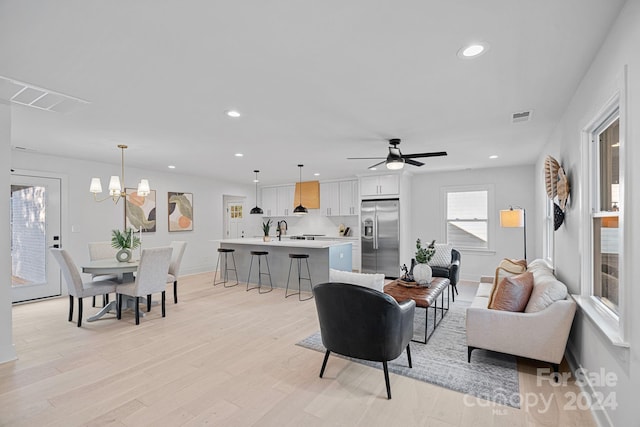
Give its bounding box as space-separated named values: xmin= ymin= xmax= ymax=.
xmin=578 ymin=66 xmax=627 ymax=345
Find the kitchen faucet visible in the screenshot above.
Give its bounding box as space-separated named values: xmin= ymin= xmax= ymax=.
xmin=277 ymin=220 xmax=287 ymax=241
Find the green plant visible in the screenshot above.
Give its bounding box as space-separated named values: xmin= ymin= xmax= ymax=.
xmin=262 ymin=219 xmax=272 ymax=236
xmin=111 ymin=228 xmax=141 ymax=250
xmin=415 ymin=238 xmax=436 ymax=264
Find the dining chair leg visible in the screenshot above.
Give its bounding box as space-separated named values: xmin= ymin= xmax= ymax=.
xmin=383 ymin=361 xmax=391 ymax=399
xmin=135 ymin=296 xmax=140 ymax=325
xmin=68 ymin=295 xmax=74 ymax=322
xmin=406 ymin=344 xmax=412 ymax=368
xmin=161 ymin=291 xmax=166 ymax=317
xmin=147 ymin=294 xmax=152 ymax=312
xmin=77 ymin=298 xmax=83 ymax=328
xmin=92 ymin=295 xmax=96 ymax=307
xmin=117 ymin=294 xmax=123 ymax=319
xmin=173 ymin=281 xmax=178 ymax=304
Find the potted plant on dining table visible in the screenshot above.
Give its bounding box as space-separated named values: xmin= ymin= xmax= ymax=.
xmin=111 ymin=228 xmax=141 ymax=262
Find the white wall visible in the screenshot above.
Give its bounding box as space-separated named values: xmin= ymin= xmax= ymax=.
xmin=534 ymin=2 xmax=640 ymax=425
xmin=411 ymin=165 xmax=536 ymax=281
xmin=0 ymin=102 xmax=17 ymax=363
xmin=11 ymin=150 xmax=257 ymax=279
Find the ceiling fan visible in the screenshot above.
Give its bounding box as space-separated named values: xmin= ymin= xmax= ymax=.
xmin=347 ymin=138 xmax=447 ymax=170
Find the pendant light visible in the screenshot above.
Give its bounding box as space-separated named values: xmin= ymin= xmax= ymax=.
xmin=293 ymin=164 xmax=308 ymax=215
xmin=89 ymin=144 xmax=151 ymax=204
xmin=250 ymin=170 xmax=264 ymax=215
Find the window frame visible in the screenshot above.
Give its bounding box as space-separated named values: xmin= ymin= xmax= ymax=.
xmin=576 ymin=69 xmax=628 ymax=347
xmin=441 ymin=184 xmax=495 ymax=252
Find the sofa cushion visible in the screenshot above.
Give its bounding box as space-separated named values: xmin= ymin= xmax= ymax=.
xmin=524 ymin=261 xmax=568 ymax=313
xmin=329 ymin=268 xmax=385 ymax=293
xmin=428 ymin=244 xmax=453 ymax=268
xmin=488 ymin=272 xmax=534 ymax=312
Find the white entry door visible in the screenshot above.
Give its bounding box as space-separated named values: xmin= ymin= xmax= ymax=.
xmin=10 ymin=174 xmax=62 ymax=302
xmin=225 ymin=201 xmax=245 ymax=239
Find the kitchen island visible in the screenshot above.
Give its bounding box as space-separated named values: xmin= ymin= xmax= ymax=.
xmin=217 ymin=238 xmax=352 ymax=289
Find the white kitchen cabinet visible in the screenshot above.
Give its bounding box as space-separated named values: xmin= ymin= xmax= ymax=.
xmin=360 ymin=174 xmax=399 ymax=196
xmin=320 ymin=182 xmax=340 ymax=216
xmin=350 ymin=239 xmax=361 ymax=272
xmin=261 ymin=187 xmax=277 ymax=217
xmin=339 ymin=180 xmax=359 ymax=215
xmin=276 ymin=185 xmax=295 ymax=216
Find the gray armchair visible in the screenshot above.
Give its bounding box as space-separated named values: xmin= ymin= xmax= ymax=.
xmin=312 ymin=282 xmax=416 ymax=399
xmin=431 ymin=248 xmax=461 ymax=301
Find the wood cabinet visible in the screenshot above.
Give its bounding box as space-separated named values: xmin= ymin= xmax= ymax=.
xmin=339 ymin=180 xmax=359 ymax=215
xmin=360 ymin=174 xmax=399 ymax=196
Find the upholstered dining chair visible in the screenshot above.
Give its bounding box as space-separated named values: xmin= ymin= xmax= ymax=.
xmin=88 ymin=241 xmax=118 ymax=307
xmin=312 ymin=282 xmax=416 ymax=399
xmin=166 ymin=241 xmax=187 ymax=304
xmin=50 ymin=248 xmax=118 ymax=327
xmin=116 ymin=247 xmax=173 ymax=325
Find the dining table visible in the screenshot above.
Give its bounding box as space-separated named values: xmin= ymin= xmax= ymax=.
xmin=81 ymin=259 xmax=141 ymax=322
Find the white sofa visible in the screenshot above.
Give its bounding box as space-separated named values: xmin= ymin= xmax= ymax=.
xmin=466 ymin=259 xmax=576 ymax=371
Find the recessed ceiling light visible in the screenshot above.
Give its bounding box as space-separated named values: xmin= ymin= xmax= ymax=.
xmin=457 ymin=42 xmax=489 ymax=59
xmin=168 ymin=165 xmax=176 ymax=169
xmin=489 ymin=155 xmax=498 ymax=159
xmin=226 ymin=110 xmax=241 ymax=118
xmin=314 ymin=173 xmax=320 ymax=176
xmin=234 ymin=153 xmax=244 ymax=157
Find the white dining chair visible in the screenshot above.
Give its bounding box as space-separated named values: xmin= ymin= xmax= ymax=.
xmin=167 ymin=241 xmax=187 ymax=304
xmin=116 ymin=247 xmax=173 ymax=325
xmin=88 ymin=241 xmax=118 ymax=307
xmin=50 ymin=248 xmax=118 ymax=327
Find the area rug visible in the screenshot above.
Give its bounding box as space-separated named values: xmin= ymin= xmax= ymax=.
xmin=296 ymin=300 xmax=520 ymax=408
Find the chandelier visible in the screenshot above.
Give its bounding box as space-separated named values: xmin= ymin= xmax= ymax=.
xmin=89 ymin=144 xmax=150 ymax=203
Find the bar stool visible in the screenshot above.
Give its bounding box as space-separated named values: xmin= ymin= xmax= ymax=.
xmin=213 ymin=248 xmax=239 ymax=287
xmin=286 ymin=253 xmax=313 ymax=301
xmin=246 ymin=251 xmax=273 ymax=293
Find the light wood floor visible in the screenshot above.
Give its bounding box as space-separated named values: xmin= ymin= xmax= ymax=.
xmin=1 ymin=273 xmax=595 ymax=426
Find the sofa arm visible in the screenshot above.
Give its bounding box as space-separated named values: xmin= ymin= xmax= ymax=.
xmin=466 ymin=299 xmax=576 ymax=364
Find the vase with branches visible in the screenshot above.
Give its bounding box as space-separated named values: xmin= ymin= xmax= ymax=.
xmin=111 ymin=228 xmax=141 ymax=262
xmin=413 ymin=238 xmax=436 ymax=285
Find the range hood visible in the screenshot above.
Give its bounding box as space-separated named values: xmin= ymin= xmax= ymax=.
xmin=294 ymin=180 xmax=320 ymax=209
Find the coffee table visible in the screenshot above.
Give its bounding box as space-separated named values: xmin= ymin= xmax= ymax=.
xmin=384 ymin=277 xmax=450 ymax=344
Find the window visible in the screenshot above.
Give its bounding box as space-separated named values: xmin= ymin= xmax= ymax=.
xmin=445 ymin=188 xmax=489 ymax=249
xmin=591 ymin=114 xmax=620 ymax=315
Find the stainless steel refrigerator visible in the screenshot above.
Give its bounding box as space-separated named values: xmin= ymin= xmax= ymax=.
xmin=361 ymin=199 xmax=400 ymax=278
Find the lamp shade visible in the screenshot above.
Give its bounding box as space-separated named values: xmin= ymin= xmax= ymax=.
xmin=500 ymin=208 xmax=525 ymax=228
xmin=108 ymin=176 xmax=121 ymax=195
xmin=137 ymin=179 xmax=150 ymax=196
xmin=89 ymin=178 xmax=103 ymax=193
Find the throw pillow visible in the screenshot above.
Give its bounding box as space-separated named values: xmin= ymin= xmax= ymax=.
xmin=488 ymin=272 xmax=534 ymax=312
xmin=524 ymin=261 xmax=568 ymax=312
xmin=488 ymin=258 xmax=528 ymax=306
xmin=428 ymin=244 xmax=453 ymax=268
xmin=329 ymin=268 xmax=385 ymax=293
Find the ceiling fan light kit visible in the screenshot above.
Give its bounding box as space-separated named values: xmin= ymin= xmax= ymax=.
xmin=348 ymin=138 xmax=447 ymax=170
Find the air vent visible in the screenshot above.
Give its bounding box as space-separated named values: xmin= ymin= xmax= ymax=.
xmin=511 ymin=110 xmax=532 ymax=123
xmin=0 ymin=75 xmax=89 ymax=113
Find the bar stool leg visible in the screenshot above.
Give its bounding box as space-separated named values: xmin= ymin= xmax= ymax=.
xmin=285 ymin=258 xmax=295 ymax=298
xmin=213 ymin=251 xmax=222 ymax=286
xmin=246 ymin=254 xmax=257 ymax=291
xmin=259 ymin=255 xmax=273 ymax=294
xmin=299 ymin=258 xmax=313 ymax=301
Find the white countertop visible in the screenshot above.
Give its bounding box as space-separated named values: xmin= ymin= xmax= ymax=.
xmin=219 ymin=238 xmax=352 ymax=249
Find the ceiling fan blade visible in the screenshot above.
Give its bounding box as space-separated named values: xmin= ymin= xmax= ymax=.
xmin=368 ymin=160 xmax=386 ymax=169
xmin=402 ymin=151 xmax=447 ymax=159
xmin=405 ymin=159 xmax=424 ymax=167
xmin=347 ymin=157 xmax=385 ymax=160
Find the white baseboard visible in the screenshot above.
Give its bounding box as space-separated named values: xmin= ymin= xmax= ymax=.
xmin=0 ymin=343 xmax=17 ymax=365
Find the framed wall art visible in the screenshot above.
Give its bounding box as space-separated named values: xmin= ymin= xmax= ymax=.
xmin=125 ymin=188 xmax=157 ymax=232
xmin=168 ymin=191 xmax=193 ymax=232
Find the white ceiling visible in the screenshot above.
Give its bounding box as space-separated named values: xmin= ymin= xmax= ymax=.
xmin=0 ymin=1 xmax=625 ymax=186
